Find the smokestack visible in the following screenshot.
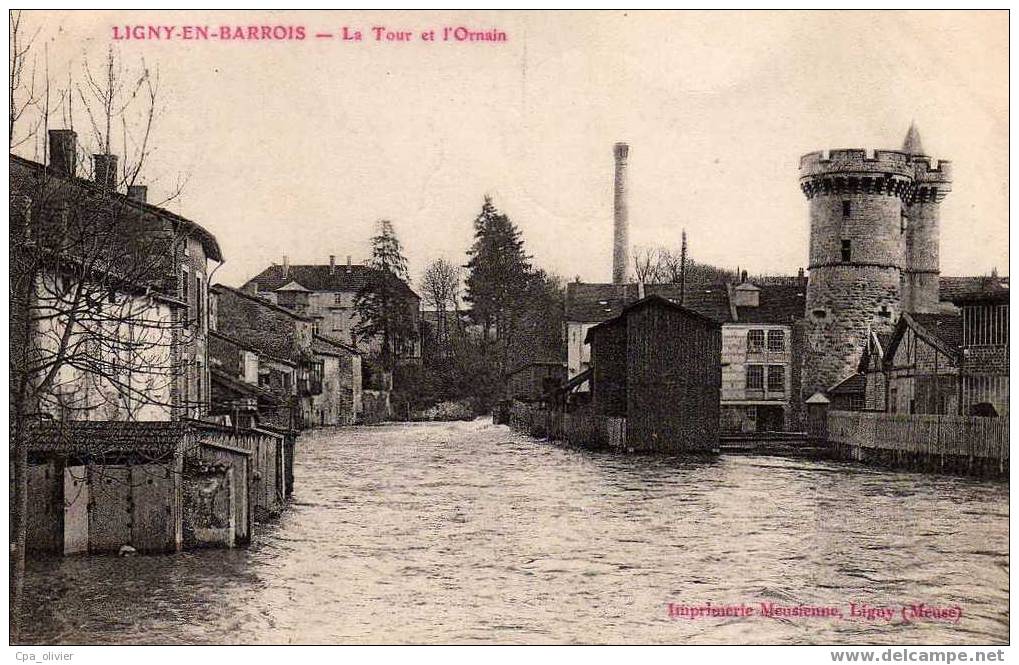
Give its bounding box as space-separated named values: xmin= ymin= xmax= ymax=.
xmin=92 ymin=154 xmax=118 ymax=192
xmin=329 ymin=254 xmax=336 ymax=275
xmin=127 ymin=185 xmax=148 ymax=203
xmin=612 ymin=142 xmax=629 ymax=284
xmin=48 ymin=129 xmax=77 ymax=177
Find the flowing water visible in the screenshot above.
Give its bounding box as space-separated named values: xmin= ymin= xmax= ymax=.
xmin=18 ymin=419 xmax=1009 ymax=645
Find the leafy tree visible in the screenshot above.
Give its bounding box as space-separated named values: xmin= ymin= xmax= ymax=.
xmin=354 ymin=219 xmax=417 ymax=370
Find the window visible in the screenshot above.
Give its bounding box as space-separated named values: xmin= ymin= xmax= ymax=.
xmin=841 ymin=239 xmax=852 ymax=262
xmin=767 ymin=365 xmax=784 ymax=393
xmin=747 ymin=330 xmax=765 ymax=352
xmin=182 ymin=268 xmax=189 ymax=300
xmin=900 ymin=210 xmax=908 ymax=234
xmin=812 ymin=308 xmax=827 ymax=319
xmin=878 ymin=305 xmax=891 ymax=318
xmin=842 ymin=200 xmax=851 ymax=217
xmin=746 ymin=365 xmax=764 ymax=390
xmin=195 ymin=275 xmax=203 ymax=328
xmin=767 ymin=330 xmax=785 ymax=352
xmin=334 ymin=293 xmax=344 ymax=305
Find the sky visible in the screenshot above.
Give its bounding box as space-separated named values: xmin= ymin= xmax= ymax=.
xmin=13 ymin=10 xmax=1009 ymax=289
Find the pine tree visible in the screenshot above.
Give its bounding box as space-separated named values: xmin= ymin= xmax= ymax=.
xmin=354 ymin=220 xmax=417 ymax=369
xmin=464 ymin=196 xmax=530 ymax=344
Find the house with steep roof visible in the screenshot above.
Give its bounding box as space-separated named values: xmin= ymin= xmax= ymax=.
xmin=241 ymin=256 xmax=421 ymax=361
xmin=882 ymin=312 xmax=963 ymax=415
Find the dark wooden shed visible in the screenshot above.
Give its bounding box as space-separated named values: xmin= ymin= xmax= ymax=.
xmin=586 ymin=295 xmax=722 ymax=453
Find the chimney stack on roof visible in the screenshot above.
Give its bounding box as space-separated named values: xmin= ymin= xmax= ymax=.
xmin=346 ymin=255 xmax=352 ymax=273
xmin=93 ymin=154 xmax=118 ymax=192
xmin=612 ymin=142 xmax=630 ymax=285
xmin=48 ymin=129 xmax=77 ymax=178
xmin=282 ymin=253 xmax=289 ymax=278
xmin=127 ymin=185 xmax=148 ymax=203
xmin=329 ymin=254 xmax=336 ymax=275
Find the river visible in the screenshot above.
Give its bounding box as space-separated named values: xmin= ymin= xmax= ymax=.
xmin=18 ymin=419 xmax=1009 ymax=645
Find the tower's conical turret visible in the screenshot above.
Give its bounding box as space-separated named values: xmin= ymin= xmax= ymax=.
xmin=902 ymin=121 xmax=925 ymax=155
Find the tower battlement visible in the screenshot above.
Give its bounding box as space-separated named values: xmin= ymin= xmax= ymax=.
xmin=799 ymin=149 xmax=951 ymax=201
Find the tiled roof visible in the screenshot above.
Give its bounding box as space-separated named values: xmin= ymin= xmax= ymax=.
xmin=565 ymin=279 xmax=803 ymax=326
xmin=939 ymin=276 xmax=1010 ymax=303
xmin=11 ymin=154 xmax=222 ymax=262
xmin=210 ymin=368 xmax=283 ymax=404
xmin=734 ymin=283 xmax=807 ymax=324
xmin=245 ymin=264 xmax=419 ymax=302
xmin=312 ymin=334 xmax=359 ymax=357
xmin=211 ymin=283 xmax=313 ymax=322
xmin=910 ymin=313 xmax=963 ymax=351
xmin=829 ymin=373 xmax=865 ymax=394
xmin=27 ymin=420 xmax=189 ymax=455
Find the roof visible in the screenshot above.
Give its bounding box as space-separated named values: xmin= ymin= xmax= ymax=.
xmin=565 ymin=281 xmax=732 ymax=324
xmin=211 ymin=283 xmax=314 ymax=322
xmin=209 ymin=329 xmax=298 ymax=367
xmin=902 ymin=121 xmax=925 ymax=155
xmin=940 ymin=276 xmax=1010 ymax=304
xmin=210 ymin=368 xmax=283 ymax=404
xmin=910 ymin=313 xmax=963 ymax=351
xmin=829 ymin=373 xmax=865 ymax=395
xmin=312 ymin=334 xmax=359 ymax=357
xmin=733 ymin=282 xmax=806 ymax=324
xmin=10 ymin=153 xmax=223 ymax=262
xmin=245 ymin=263 xmax=419 ymax=302
xmin=507 ymin=361 xmax=566 ymax=376
xmin=277 ymin=280 xmax=312 ymax=292
xmin=585 ymin=294 xmax=720 ymax=343
xmin=27 ymin=420 xmax=189 ymax=455
xmin=858 ymin=330 xmax=894 ymax=373
xmin=805 ymin=392 xmax=831 ymax=405
xmin=565 ymin=279 xmax=802 ymax=326
xmin=885 ymin=312 xmax=962 ymax=363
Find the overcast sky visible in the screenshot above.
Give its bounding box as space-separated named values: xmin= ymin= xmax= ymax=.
xmin=16 ymin=10 xmax=1009 ymax=288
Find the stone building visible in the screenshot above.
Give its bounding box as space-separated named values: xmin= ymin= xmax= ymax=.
xmin=241 ymin=257 xmax=421 ymax=361
xmin=310 ymin=335 xmax=363 ymax=426
xmin=799 ymin=124 xmax=952 ymax=401
xmin=211 ymin=284 xmax=322 ymax=428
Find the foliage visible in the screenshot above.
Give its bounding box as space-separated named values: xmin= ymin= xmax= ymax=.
xmin=353 ymin=219 xmax=417 ymax=369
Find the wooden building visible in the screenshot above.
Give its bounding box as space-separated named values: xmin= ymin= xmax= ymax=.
xmin=585 ymin=295 xmax=722 ymax=452
xmin=506 ymin=361 xmax=567 ymax=403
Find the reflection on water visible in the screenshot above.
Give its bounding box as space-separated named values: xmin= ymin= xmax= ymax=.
xmin=19 ymin=420 xmax=1009 ymax=644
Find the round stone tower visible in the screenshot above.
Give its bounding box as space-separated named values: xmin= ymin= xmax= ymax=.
xmin=798 ymin=126 xmax=952 ymax=400
xmin=901 ymin=123 xmax=952 ymax=313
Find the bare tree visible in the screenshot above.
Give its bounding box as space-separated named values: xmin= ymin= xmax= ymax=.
xmin=9 ymin=41 xmax=194 ymax=640
xmin=9 ymin=11 xmax=40 ymax=149
xmin=421 ymin=257 xmax=461 ymax=351
xmin=633 ymin=245 xmax=664 ymax=284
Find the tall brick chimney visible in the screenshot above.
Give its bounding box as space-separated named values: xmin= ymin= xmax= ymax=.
xmin=93 ymin=154 xmax=118 ymax=192
xmin=612 ymin=142 xmax=629 ymax=284
xmin=48 ymin=129 xmax=77 ymax=177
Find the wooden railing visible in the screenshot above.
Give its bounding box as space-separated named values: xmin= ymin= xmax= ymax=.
xmin=827 ymin=410 xmax=1009 ymax=462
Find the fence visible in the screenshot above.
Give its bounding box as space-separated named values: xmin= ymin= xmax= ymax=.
xmin=827 ymin=410 xmax=1009 ymax=477
xmin=508 ymin=403 xmax=627 ymax=450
